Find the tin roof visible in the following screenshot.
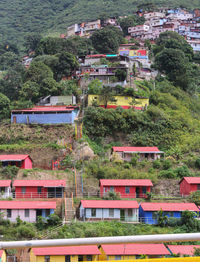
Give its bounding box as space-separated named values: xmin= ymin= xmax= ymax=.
xmin=13 ymin=180 xmax=66 ymax=187
xmin=12 ymin=106 xmax=77 ymax=113
xmin=140 ymin=202 xmax=199 ymax=212
xmin=100 ymin=179 xmax=153 ymax=187
xmin=0 ymin=201 xmax=56 ymax=209
xmin=112 ymin=147 xmax=163 ymax=153
xmin=0 ymin=155 xmax=30 ymax=161
xmin=0 ymin=180 xmax=11 ymax=187
xmin=81 ymin=200 xmax=139 ymax=209
xmin=179 ymin=177 xmax=200 ymax=184
xmin=168 ymin=245 xmax=200 ymax=255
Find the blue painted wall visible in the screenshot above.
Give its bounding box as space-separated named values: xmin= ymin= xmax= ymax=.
xmin=11 ymin=110 xmax=78 ymax=124
xmin=41 ymin=209 xmax=54 ymax=218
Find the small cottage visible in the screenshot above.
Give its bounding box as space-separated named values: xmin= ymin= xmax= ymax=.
xmin=179 ymin=177 xmax=200 ymax=196
xmin=112 ymin=146 xmax=164 ymax=162
xmin=139 ymin=202 xmax=199 ymax=224
xmin=168 ymin=245 xmax=200 ymax=257
xmin=0 ymin=155 xmax=32 ymax=169
xmin=100 ymin=244 xmax=170 ymax=260
xmin=0 ymin=180 xmax=12 ymax=198
xmin=11 ymin=106 xmax=79 ymax=124
xmin=30 ymin=246 xmax=101 ymax=262
xmin=79 ymin=200 xmax=139 ymax=222
xmin=0 ymin=201 xmax=56 ymax=222
xmin=100 ymin=179 xmax=153 ymax=198
xmin=13 ymin=180 xmax=66 ymax=198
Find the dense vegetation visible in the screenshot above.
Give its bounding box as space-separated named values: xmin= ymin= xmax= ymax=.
xmin=1 ymin=0 xmax=200 ymax=50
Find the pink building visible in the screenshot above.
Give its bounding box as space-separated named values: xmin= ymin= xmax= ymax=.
xmin=0 ymin=180 xmax=12 ymax=198
xmin=0 ymin=155 xmax=32 ymax=169
xmin=0 ymin=201 xmax=56 ymax=222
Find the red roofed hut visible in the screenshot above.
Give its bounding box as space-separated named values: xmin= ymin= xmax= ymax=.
xmin=179 ymin=177 xmax=200 ymax=196
xmin=0 ymin=155 xmax=32 ymax=169
xmin=168 ymin=245 xmax=200 ymax=256
xmin=112 ymin=146 xmax=164 ymax=162
xmin=100 ymin=179 xmax=153 ymax=198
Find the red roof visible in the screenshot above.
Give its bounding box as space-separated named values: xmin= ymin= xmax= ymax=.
xmin=32 ymin=246 xmax=101 ymax=256
xmin=99 ymin=105 xmax=143 ymax=110
xmin=180 ymin=177 xmax=200 ymax=184
xmin=140 ymin=202 xmax=199 ymax=212
xmin=13 ymin=180 xmax=66 ymax=187
xmin=100 ymin=179 xmax=153 ymax=187
xmin=12 ymin=106 xmax=77 ymax=113
xmin=0 ymin=201 xmax=56 ymax=209
xmin=168 ymin=245 xmax=200 ymax=255
xmin=0 ymin=250 xmax=3 ymax=257
xmin=0 ymin=155 xmax=30 ymax=161
xmin=112 ymin=147 xmax=163 ymax=153
xmin=81 ymin=200 xmax=139 ymax=209
xmin=101 ymin=244 xmax=170 ymax=255
xmin=0 ymin=180 xmax=11 ymax=187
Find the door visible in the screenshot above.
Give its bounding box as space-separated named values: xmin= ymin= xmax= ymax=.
xmin=36 ymin=210 xmax=42 ymax=220
xmin=56 ymin=187 xmax=63 ymax=198
xmin=120 ymin=209 xmax=125 ymax=221
xmin=13 ymin=116 xmax=17 ymax=124
xmin=65 ymin=256 xmax=70 ymax=262
xmin=136 ymin=187 xmax=140 ymax=198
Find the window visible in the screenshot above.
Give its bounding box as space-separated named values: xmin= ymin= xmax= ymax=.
xmin=7 ymin=209 xmax=11 ymax=218
xmin=115 ymin=256 xmax=121 ymax=260
xmin=110 ymin=186 xmax=114 ymax=192
xmin=109 ymin=209 xmax=114 ymax=217
xmin=128 ymin=209 xmax=133 ymax=217
xmin=125 ymin=187 xmax=130 ymax=194
xmin=78 ymin=256 xmax=83 ymax=262
xmin=45 ymin=256 xmax=50 ymax=262
xmin=91 ymin=208 xmax=96 ymax=217
xmin=197 ymin=184 xmax=200 ymax=190
xmin=21 ymin=187 xmax=26 ymax=194
xmin=87 ymin=255 xmax=92 ymax=261
xmin=142 ymin=187 xmax=147 ymax=194
xmin=25 ymin=209 xmax=29 ymax=217
xmin=37 ymin=187 xmax=42 ymax=194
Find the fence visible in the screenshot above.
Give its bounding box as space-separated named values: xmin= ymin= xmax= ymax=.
xmin=12 ymin=192 xmax=64 ymax=199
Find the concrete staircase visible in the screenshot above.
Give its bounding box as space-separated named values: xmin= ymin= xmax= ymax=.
xmin=65 ymin=198 xmax=75 ymax=222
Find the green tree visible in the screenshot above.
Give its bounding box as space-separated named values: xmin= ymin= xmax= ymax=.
xmin=20 ymin=81 xmax=40 ymax=103
xmin=0 ymin=93 xmax=10 ymax=120
xmin=119 ymin=15 xmax=145 ymax=35
xmin=90 ymin=26 xmax=124 ymax=54
xmin=99 ymin=86 xmax=117 ymax=108
xmin=156 ymin=209 xmax=168 ymax=227
xmin=189 ymin=191 xmax=200 ymax=206
xmin=24 ymin=33 xmax=42 ymax=52
xmin=0 ymin=52 xmax=19 ymax=70
xmin=88 ymin=79 xmax=103 ymax=94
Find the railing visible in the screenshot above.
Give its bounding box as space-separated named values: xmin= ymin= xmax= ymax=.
xmin=12 ymin=192 xmax=64 ymax=199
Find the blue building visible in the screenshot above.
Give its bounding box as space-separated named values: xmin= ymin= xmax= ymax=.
xmin=11 ymin=106 xmax=79 ymax=124
xmin=139 ymin=202 xmax=199 ymax=224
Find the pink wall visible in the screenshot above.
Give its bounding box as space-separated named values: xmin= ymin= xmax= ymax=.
xmin=1 ymin=209 xmax=36 ymax=222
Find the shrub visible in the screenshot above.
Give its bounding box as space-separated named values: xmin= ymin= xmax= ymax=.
xmin=189 ymin=191 xmax=200 ymax=206
xmin=162 ymin=159 xmax=172 ymax=170
xmin=47 ymin=214 xmax=61 ymax=226
xmin=195 ymin=158 xmax=200 ymax=169
xmin=153 ymin=160 xmax=161 ymax=169
xmin=103 ymin=191 xmax=121 ymax=200
xmin=1 ymin=166 xmax=19 ymax=179
xmin=174 ymin=165 xmax=191 ymax=178
xmin=16 ymin=225 xmax=35 ymax=239
xmin=158 ymin=169 xmax=176 ymax=178
xmin=130 ymin=157 xmax=137 ymax=166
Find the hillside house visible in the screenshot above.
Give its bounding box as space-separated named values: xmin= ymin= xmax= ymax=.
xmin=79 ymin=200 xmax=139 ymax=222
xmin=100 ymin=179 xmax=153 ymax=198
xmin=179 ymin=177 xmax=200 ymax=196
xmin=13 ymin=180 xmax=66 ymax=198
xmin=0 ymin=180 xmax=12 ymax=198
xmin=100 ymin=244 xmax=170 ymax=260
xmin=168 ymin=245 xmax=200 ymax=256
xmin=112 ymin=146 xmax=164 ymax=162
xmin=0 ymin=155 xmax=32 ymax=169
xmin=0 ymin=250 xmax=6 ymax=262
xmin=0 ymin=201 xmax=56 ymax=222
xmin=11 ymin=106 xmax=79 ymax=124
xmin=139 ymin=202 xmax=199 ymax=224
xmin=88 ymin=95 xmax=149 ymax=110
xmin=30 ymin=246 xmax=101 ymax=262
xmin=128 ymin=25 xmax=150 ymax=37
xmin=37 ymin=96 xmax=76 ymax=106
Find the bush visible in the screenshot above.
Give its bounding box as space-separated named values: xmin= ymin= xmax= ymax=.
xmin=158 ymin=169 xmax=176 ymax=178
xmin=174 ymin=165 xmax=191 ymax=178
xmin=189 ymin=191 xmax=200 ymax=206
xmin=103 ymin=191 xmax=121 ymax=200
xmin=153 ymin=160 xmax=161 ymax=169
xmin=47 ymin=214 xmax=61 ymax=226
xmin=195 ymin=158 xmax=200 ymax=169
xmin=162 ymin=159 xmax=172 ymax=170
xmin=1 ymin=166 xmax=19 ymax=179
xmin=16 ymin=225 xmax=35 ymax=239
xmin=130 ymin=157 xmax=137 ymax=166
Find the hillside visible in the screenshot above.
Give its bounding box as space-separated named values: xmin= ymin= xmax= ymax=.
xmin=1 ymin=0 xmax=200 ymax=50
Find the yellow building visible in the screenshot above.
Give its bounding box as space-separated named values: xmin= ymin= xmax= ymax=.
xmin=30 ymin=246 xmax=101 ymax=262
xmin=100 ymin=244 xmax=170 ymax=260
xmin=88 ymin=95 xmax=149 ymax=109
xmin=0 ymin=250 xmax=6 ymax=262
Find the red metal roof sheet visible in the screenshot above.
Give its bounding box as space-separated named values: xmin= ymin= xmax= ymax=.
xmin=0 ymin=201 xmax=56 ymax=209
xmin=168 ymin=245 xmax=200 ymax=255
xmin=13 ymin=180 xmax=66 ymax=187
xmin=180 ymin=177 xmax=200 ymax=184
xmin=12 ymin=106 xmax=77 ymax=113
xmin=33 ymin=246 xmax=101 ymax=256
xmin=99 ymin=105 xmax=143 ymax=110
xmin=112 ymin=147 xmax=162 ymax=153
xmin=0 ymin=250 xmax=3 ymax=257
xmin=81 ymin=200 xmax=139 ymax=209
xmin=100 ymin=179 xmax=153 ymax=187
xmin=0 ymin=180 xmax=11 ymax=187
xmin=101 ymin=244 xmax=170 ymax=255
xmin=140 ymin=202 xmax=199 ymax=212
xmin=0 ymin=155 xmax=30 ymax=161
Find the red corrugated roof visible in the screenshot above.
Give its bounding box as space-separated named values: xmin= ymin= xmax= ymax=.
xmin=180 ymin=177 xmax=200 ymax=184
xmin=101 ymin=244 xmax=170 ymax=255
xmin=99 ymin=105 xmax=143 ymax=110
xmin=0 ymin=201 xmax=56 ymax=209
xmin=140 ymin=202 xmax=199 ymax=212
xmin=81 ymin=200 xmax=139 ymax=209
xmin=13 ymin=180 xmax=66 ymax=187
xmin=100 ymin=179 xmax=153 ymax=187
xmin=0 ymin=250 xmax=3 ymax=257
xmin=0 ymin=155 xmax=30 ymax=161
xmin=12 ymin=106 xmax=77 ymax=113
xmin=168 ymin=245 xmax=200 ymax=255
xmin=112 ymin=147 xmax=163 ymax=153
xmin=0 ymin=180 xmax=11 ymax=187
xmin=33 ymin=246 xmax=101 ymax=256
